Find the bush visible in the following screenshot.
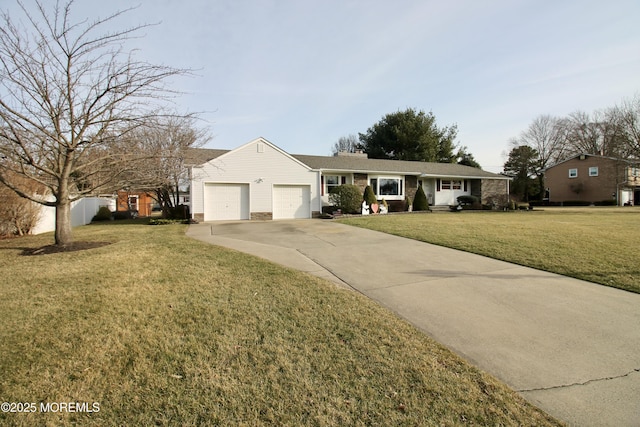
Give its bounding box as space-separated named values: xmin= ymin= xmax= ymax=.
xmin=595 ymin=199 xmax=617 ymax=206
xmin=457 ymin=195 xmax=479 ymax=206
xmin=363 ymin=185 xmax=377 ymax=206
xmin=562 ymin=200 xmax=591 ymax=206
xmin=329 ymin=185 xmax=362 ymax=214
xmin=92 ymin=206 xmax=112 ymax=222
xmin=0 ymin=179 xmax=42 ymax=236
xmin=113 ymin=210 xmax=137 ymax=220
xmin=167 ymin=204 xmax=190 ymax=220
xmin=149 ymin=218 xmax=190 ymax=225
xmin=387 ymin=200 xmax=407 ymax=212
xmin=413 ymin=186 xmax=430 ymax=211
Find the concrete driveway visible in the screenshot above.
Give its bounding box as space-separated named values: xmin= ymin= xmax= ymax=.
xmin=186 ymin=219 xmax=640 ymax=427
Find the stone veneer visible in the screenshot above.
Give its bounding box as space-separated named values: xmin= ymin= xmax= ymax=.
xmin=251 ymin=212 xmax=273 ymax=220
xmin=405 ymin=175 xmax=418 ymax=202
xmin=353 ymin=173 xmax=368 ymax=190
xmin=479 ymin=179 xmax=509 ymax=206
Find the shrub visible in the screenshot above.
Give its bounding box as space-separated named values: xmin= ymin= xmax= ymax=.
xmin=457 ymin=195 xmax=479 ymax=206
xmin=149 ymin=218 xmax=190 ymax=225
xmin=329 ymin=185 xmax=362 ymax=214
xmin=113 ymin=210 xmax=137 ymax=220
xmin=0 ymin=179 xmax=42 ymax=236
xmin=363 ymin=185 xmax=377 ymax=206
xmin=92 ymin=206 xmax=113 ymax=222
xmin=595 ymin=199 xmax=617 ymax=206
xmin=387 ymin=200 xmax=407 ymax=212
xmin=562 ymin=200 xmax=591 ymax=206
xmin=413 ymin=186 xmax=430 ymax=211
xmin=167 ymin=204 xmax=190 ymax=220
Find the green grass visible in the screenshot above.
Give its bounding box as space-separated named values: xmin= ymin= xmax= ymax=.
xmin=0 ymin=221 xmax=561 ymax=426
xmin=340 ymin=207 xmax=640 ymax=293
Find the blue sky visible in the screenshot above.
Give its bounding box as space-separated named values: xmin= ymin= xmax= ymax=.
xmin=4 ymin=1 xmax=640 ymax=171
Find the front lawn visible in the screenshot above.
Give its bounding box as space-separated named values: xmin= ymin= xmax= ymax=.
xmin=340 ymin=207 xmax=640 ymax=293
xmin=0 ymin=222 xmax=560 ymax=426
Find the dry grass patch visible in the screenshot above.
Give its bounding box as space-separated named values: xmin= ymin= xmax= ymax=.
xmin=340 ymin=207 xmax=640 ymax=293
xmin=0 ymin=222 xmax=561 ymax=426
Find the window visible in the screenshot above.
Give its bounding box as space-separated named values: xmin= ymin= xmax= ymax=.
xmin=589 ymin=167 xmax=598 ymax=177
xmin=325 ymin=175 xmax=346 ymax=194
xmin=379 ymin=178 xmax=401 ymax=196
xmin=439 ymin=179 xmax=464 ymax=191
xmin=369 ymin=176 xmax=403 ymax=198
xmin=569 ymin=168 xmax=578 ymax=178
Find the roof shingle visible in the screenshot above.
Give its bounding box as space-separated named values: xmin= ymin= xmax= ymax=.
xmin=185 ymin=148 xmax=508 ymax=179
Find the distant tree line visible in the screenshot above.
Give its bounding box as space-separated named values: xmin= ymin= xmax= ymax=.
xmin=504 ymin=95 xmax=640 ymax=201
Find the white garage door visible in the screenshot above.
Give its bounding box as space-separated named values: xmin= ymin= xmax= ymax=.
xmin=273 ymin=185 xmax=310 ymax=219
xmin=204 ymin=183 xmax=250 ymax=221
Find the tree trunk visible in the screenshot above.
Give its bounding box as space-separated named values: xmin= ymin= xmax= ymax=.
xmin=55 ymin=200 xmax=73 ymax=246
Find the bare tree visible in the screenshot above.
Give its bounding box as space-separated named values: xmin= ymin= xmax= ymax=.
xmin=509 ymin=115 xmax=568 ymax=200
xmin=615 ymin=94 xmax=640 ymax=159
xmin=518 ymin=115 xmax=568 ymax=167
xmin=331 ymin=134 xmax=362 ymax=155
xmin=0 ymin=1 xmax=192 ymax=245
xmin=560 ymin=111 xmax=603 ymax=156
xmin=132 ymin=115 xmax=210 ymax=217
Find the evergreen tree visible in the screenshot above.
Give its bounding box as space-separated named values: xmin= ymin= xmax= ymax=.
xmin=413 ymin=185 xmax=430 ymax=211
xmin=363 ymin=185 xmax=377 ymax=206
xmin=359 ymin=108 xmax=459 ymax=162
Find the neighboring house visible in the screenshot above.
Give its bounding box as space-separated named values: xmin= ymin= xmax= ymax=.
xmin=544 ymin=154 xmax=640 ymax=206
xmin=116 ymin=191 xmax=156 ymax=217
xmin=186 ymin=137 xmax=511 ymax=221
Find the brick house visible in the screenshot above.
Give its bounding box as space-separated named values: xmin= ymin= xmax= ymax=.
xmin=116 ymin=190 xmax=156 ymax=217
xmin=544 ymin=154 xmax=640 ymax=206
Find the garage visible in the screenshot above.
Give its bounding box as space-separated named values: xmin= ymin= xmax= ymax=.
xmin=272 ymin=185 xmax=310 ymax=219
xmin=204 ymin=183 xmax=250 ymax=221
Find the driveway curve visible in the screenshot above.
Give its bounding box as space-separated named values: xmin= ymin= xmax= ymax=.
xmin=187 ymin=219 xmax=640 ymax=427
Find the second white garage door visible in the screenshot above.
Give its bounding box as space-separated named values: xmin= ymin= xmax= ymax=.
xmin=272 ymin=185 xmax=310 ymax=219
xmin=204 ymin=183 xmax=250 ymax=221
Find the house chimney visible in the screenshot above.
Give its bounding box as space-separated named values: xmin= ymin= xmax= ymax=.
xmin=335 ymin=150 xmax=368 ymax=158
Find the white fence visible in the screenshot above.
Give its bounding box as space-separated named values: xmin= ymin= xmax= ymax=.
xmin=32 ymin=197 xmax=115 ymax=235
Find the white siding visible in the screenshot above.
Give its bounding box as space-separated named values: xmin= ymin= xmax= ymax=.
xmin=430 ymin=179 xmax=472 ymax=206
xmin=190 ymin=138 xmax=320 ymax=219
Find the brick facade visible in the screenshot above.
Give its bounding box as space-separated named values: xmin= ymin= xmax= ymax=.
xmin=545 ymin=155 xmax=639 ymax=204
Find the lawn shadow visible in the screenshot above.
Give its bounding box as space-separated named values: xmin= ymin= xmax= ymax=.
xmin=19 ymin=241 xmax=112 ymax=256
